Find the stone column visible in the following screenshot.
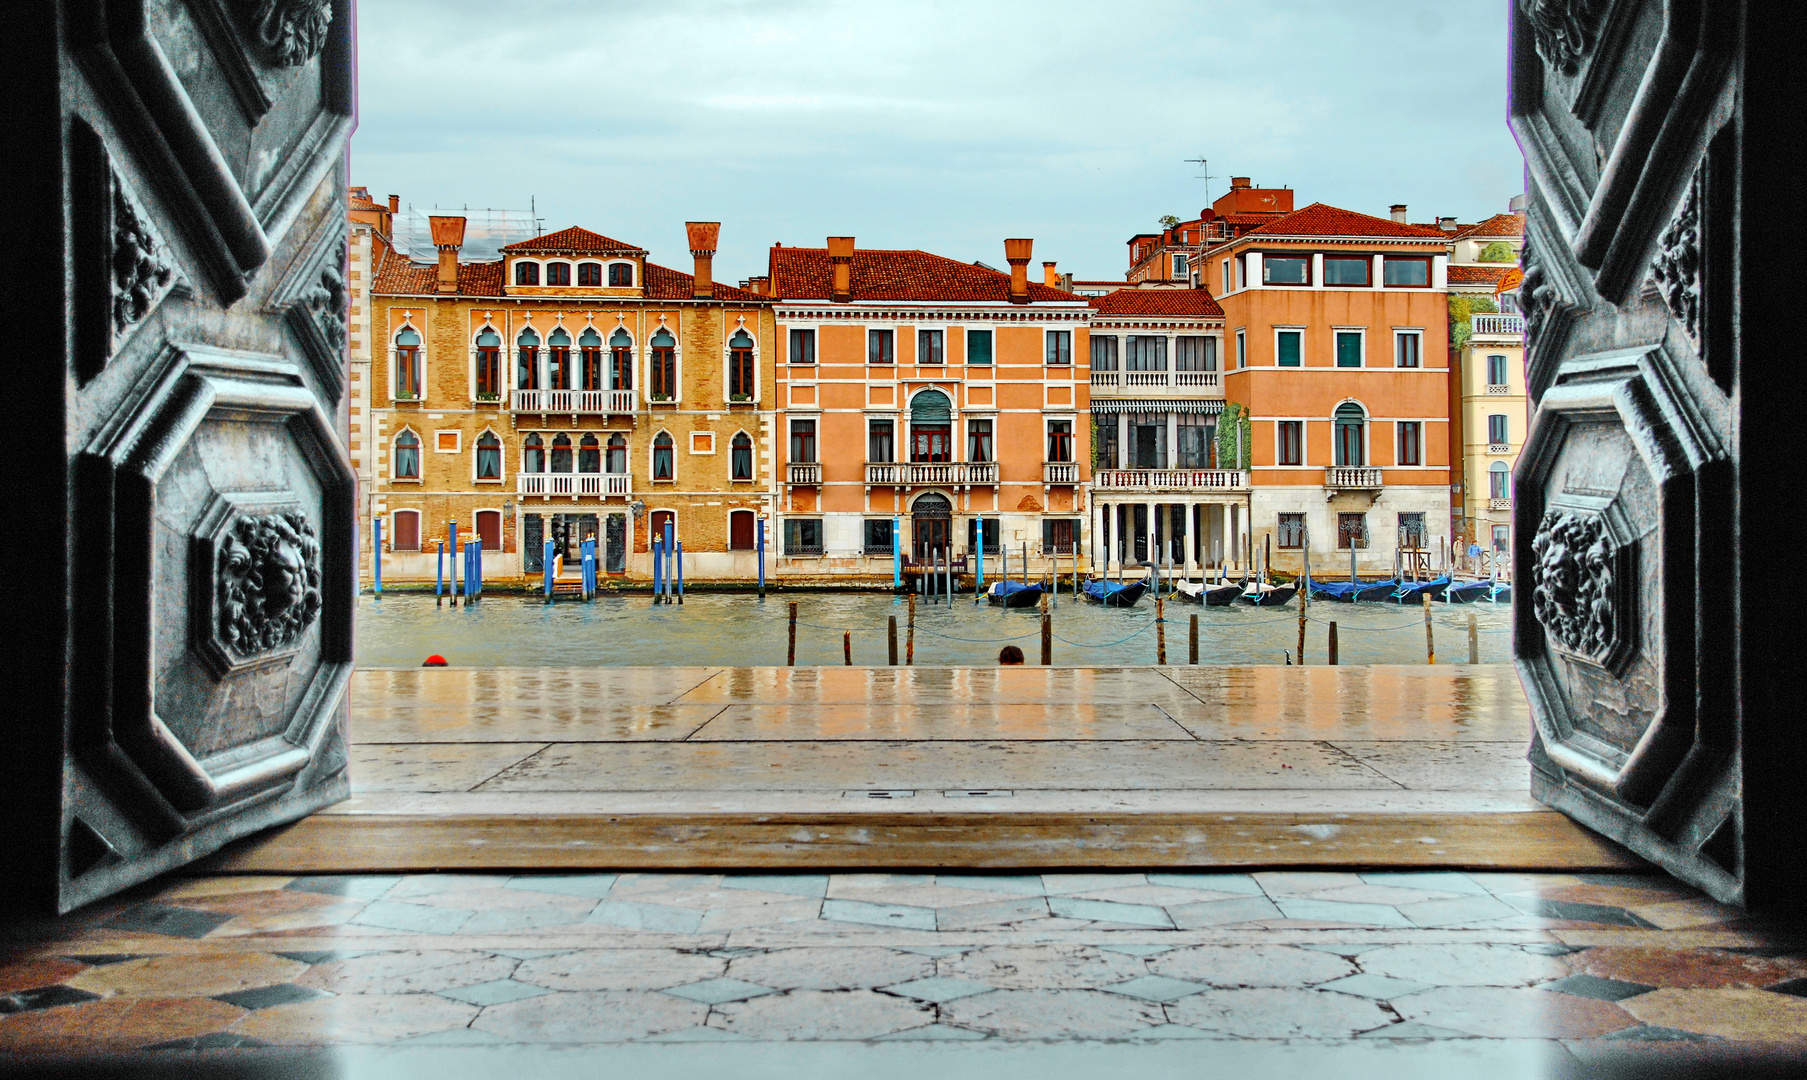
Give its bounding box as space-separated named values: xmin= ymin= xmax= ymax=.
xmin=1166 ymin=411 xmax=1179 ymax=471
xmin=1117 ymin=412 xmax=1129 ymax=469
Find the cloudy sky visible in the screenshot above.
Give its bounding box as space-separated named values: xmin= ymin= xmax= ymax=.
xmin=351 ymin=0 xmax=1522 ymax=284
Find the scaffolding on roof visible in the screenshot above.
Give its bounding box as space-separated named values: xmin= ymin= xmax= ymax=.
xmin=392 ymin=207 xmax=543 ymax=262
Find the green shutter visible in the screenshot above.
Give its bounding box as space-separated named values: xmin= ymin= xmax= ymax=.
xmin=1337 ymin=333 xmax=1362 ymax=367
xmin=1277 ymin=332 xmax=1301 ymax=367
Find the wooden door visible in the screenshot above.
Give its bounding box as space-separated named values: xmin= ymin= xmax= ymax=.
xmin=476 ymin=510 xmax=502 ymax=552
xmin=1512 ymin=0 xmax=1800 ymax=909
xmin=730 ymin=510 xmax=755 ymax=552
xmin=7 ymin=0 xmax=356 ymax=912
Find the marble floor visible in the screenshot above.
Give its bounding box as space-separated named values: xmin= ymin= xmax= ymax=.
xmin=2 ymin=869 xmax=1803 ymax=1077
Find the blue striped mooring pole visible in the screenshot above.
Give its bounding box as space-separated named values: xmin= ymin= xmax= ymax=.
xmin=372 ymin=519 xmax=382 ymax=596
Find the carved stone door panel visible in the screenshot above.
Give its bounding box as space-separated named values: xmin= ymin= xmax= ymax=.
xmin=1512 ymin=0 xmax=1798 ymax=909
xmin=6 ymin=0 xmax=354 ymax=913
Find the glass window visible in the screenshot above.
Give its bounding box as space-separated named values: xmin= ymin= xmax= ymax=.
xmin=578 ymin=262 xmax=602 ymax=286
xmin=1263 ymin=256 xmax=1308 ymax=284
xmin=1090 ymin=334 xmax=1118 ymax=371
xmin=1397 ymin=421 xmax=1422 ymax=466
xmin=609 ymin=329 xmax=632 ymax=391
xmin=910 ymin=390 xmax=952 ymax=463
xmin=966 ymin=329 xmax=992 ymax=366
xmin=1488 ymin=414 xmax=1510 ymax=444
xmin=578 ymin=434 xmax=600 ymax=473
xmin=547 ymin=328 xmax=571 ymax=390
xmin=1175 ymin=336 xmax=1215 ymax=371
xmin=968 ymin=517 xmax=1000 ymax=555
xmin=789 ymin=327 xmax=815 ymax=365
xmin=1487 ymin=354 xmax=1509 ymax=386
xmin=545 ymin=262 xmax=571 ymax=286
xmin=1046 ymin=330 xmax=1071 ymax=366
xmin=652 ymin=432 xmax=674 ymax=480
xmin=1335 ymin=330 xmax=1362 ymax=368
xmin=522 ymin=433 xmax=544 ymax=473
xmin=394 ymin=327 xmax=422 ymax=399
xmin=1126 ymin=335 xmax=1167 ymax=371
xmin=1277 ymin=330 xmax=1302 ymax=367
xmin=605 ymin=433 xmax=626 ymax=473
xmin=1042 ymin=519 xmax=1080 ymax=555
xmin=1277 ymin=420 xmax=1303 ymax=466
xmin=729 ymin=330 xmax=755 ymax=399
xmin=608 ymin=262 xmax=633 ymax=287
xmin=475 ymin=432 xmax=501 ymax=479
xmin=1398 ymin=512 xmax=1427 ymax=548
xmin=550 ymin=433 xmax=572 ymax=473
xmin=1490 ymin=461 xmax=1512 ymax=499
xmin=1235 ymin=329 xmax=1245 ymax=368
xmin=1396 ymin=331 xmax=1422 ymax=368
xmin=475 ymin=327 xmax=501 ymax=399
xmin=1094 ymin=417 xmax=1118 ymax=469
xmin=1046 ymin=420 xmax=1073 ymax=463
xmin=868 ymin=329 xmax=894 ymax=365
xmin=578 ymin=328 xmax=603 ymax=391
xmin=863 ymin=518 xmax=894 ymax=555
xmin=1492 ymin=523 xmax=1511 ymax=553
xmin=1338 ymin=513 xmax=1368 ymax=549
xmin=515 ymin=261 xmax=539 ymax=286
xmin=918 ymin=329 xmax=943 ymax=364
xmin=1278 ymin=512 xmax=1305 ymax=549
xmin=394 ymin=430 xmax=420 ymax=479
xmin=784 ymin=518 xmax=823 ymax=555
xmin=1175 ymin=414 xmax=1214 ymax=467
xmin=1334 ymin=402 xmax=1366 ymax=466
xmin=650 ymin=330 xmax=676 ymax=400
xmin=1324 ymin=256 xmax=1370 ymax=285
xmin=790 ymin=419 xmax=817 ymax=463
xmin=516 ymin=327 xmax=540 ymax=390
xmin=1171 ymin=254 xmax=1187 ymax=278
xmin=1383 ymin=257 xmax=1431 ymax=287
xmin=731 ymin=432 xmax=753 ymax=480
xmin=967 ymin=419 xmax=993 ymax=463
xmin=867 ymin=419 xmax=894 ymax=463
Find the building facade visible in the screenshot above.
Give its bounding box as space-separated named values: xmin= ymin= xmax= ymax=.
xmin=767 ymin=238 xmax=1091 ymax=579
xmin=1444 ymin=208 xmax=1527 ymax=564
xmin=363 ymin=213 xmax=779 ymax=582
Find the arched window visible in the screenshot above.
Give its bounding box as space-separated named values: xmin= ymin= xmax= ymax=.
xmin=729 ymin=509 xmax=756 ymax=551
xmin=578 ymin=262 xmax=602 ymax=286
xmin=910 ymin=389 xmax=953 ymax=463
xmin=731 ymin=432 xmax=753 ymax=480
xmin=392 ymin=509 xmax=421 ymax=551
xmin=650 ymin=330 xmax=676 ymax=401
xmin=475 ymin=431 xmax=502 ymax=480
xmin=516 ymin=328 xmax=540 ymax=390
xmin=545 ymin=262 xmax=572 ymax=286
xmin=523 ymin=433 xmax=545 ymax=473
xmin=729 ymin=329 xmax=755 ymax=400
xmin=550 ymin=433 xmax=573 ymax=473
xmin=548 ymin=328 xmax=572 ymax=390
xmin=579 ymin=434 xmax=600 ymax=473
xmin=475 ymin=328 xmax=501 ymax=400
xmin=609 ymin=262 xmax=633 ymax=287
xmin=1490 ymin=461 xmax=1512 ymax=500
xmin=1333 ymin=402 xmax=1366 ymax=467
xmin=652 ymin=431 xmax=674 ymax=480
xmin=394 ymin=327 xmax=422 ymax=400
xmin=515 ymin=261 xmax=540 ymax=286
xmin=606 ymin=433 xmax=627 ymax=474
xmin=578 ymin=328 xmax=603 ymax=391
xmin=394 ymin=430 xmax=421 ymax=479
xmin=609 ymin=329 xmax=633 ymax=391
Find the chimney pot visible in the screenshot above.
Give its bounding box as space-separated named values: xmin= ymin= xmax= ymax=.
xmin=1437 ymin=216 xmax=1457 ymax=232
xmin=827 ymin=236 xmax=855 ymax=302
xmin=1390 ymin=204 xmax=1408 ymax=223
xmin=1230 ymin=177 xmax=1250 ymax=190
xmin=1004 ymin=238 xmax=1033 ymax=304
xmin=685 ymin=221 xmax=720 ymax=299
xmin=1042 ymin=260 xmax=1058 ymax=286
xmin=428 ymin=215 xmax=466 ymax=293
xmin=388 ymin=195 xmax=400 ymax=214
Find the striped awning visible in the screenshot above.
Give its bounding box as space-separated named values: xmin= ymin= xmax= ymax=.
xmin=1090 ymin=399 xmax=1225 ymax=414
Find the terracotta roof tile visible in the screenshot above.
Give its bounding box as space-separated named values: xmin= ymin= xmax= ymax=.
xmin=349 ymin=196 xmax=384 ymax=212
xmin=1089 ymin=288 xmax=1224 ymax=317
xmin=1453 ymin=213 xmax=1526 ymax=240
xmin=642 ymin=262 xmax=768 ymax=303
xmin=767 ymin=247 xmax=1079 ymax=303
xmin=502 ymin=226 xmax=647 ymax=255
xmin=1449 ymin=264 xmax=1515 ymax=285
xmin=1243 ymin=203 xmax=1450 ymax=240
xmin=367 ymin=256 xmax=765 ymax=302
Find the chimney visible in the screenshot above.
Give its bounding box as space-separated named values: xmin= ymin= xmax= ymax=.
xmin=1437 ymin=216 xmax=1458 ymax=232
xmin=1004 ymin=238 xmax=1033 ymax=304
xmin=387 ymin=195 xmax=400 ymax=214
xmin=827 ymin=236 xmax=854 ymax=303
xmin=428 ymin=215 xmax=466 ymax=293
xmin=685 ymin=221 xmax=720 ymax=299
xmin=1390 ymin=204 xmax=1408 ymax=223
xmin=741 ymin=275 xmax=769 ymax=296
xmin=1042 ymin=261 xmax=1058 ymax=287
xmin=1230 ymin=177 xmax=1250 ymax=190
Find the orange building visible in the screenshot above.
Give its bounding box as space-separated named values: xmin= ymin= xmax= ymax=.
xmin=765 ymin=238 xmax=1091 ymax=579
xmin=1208 ymin=202 xmax=1455 ymax=575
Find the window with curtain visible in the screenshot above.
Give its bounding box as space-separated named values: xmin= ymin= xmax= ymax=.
xmin=1176 ymin=414 xmax=1213 ymax=467
xmin=1324 ymin=256 xmax=1370 ymax=285
xmin=789 ymin=328 xmax=815 ymax=365
xmin=578 ymin=262 xmax=602 ymax=286
xmin=652 ymin=432 xmax=674 ymax=480
xmin=789 ymin=419 xmax=817 ymax=463
xmin=867 ymin=419 xmax=894 ymax=463
xmin=1276 ymin=330 xmax=1302 ymax=368
xmin=395 ymin=327 xmax=422 ymax=399
xmin=1397 ymin=421 xmax=1423 ymax=466
xmin=650 ymin=330 xmax=676 ymax=400
xmin=868 ymin=329 xmax=894 ymax=365
xmin=578 ymin=328 xmax=603 ymax=390
xmin=475 ymin=432 xmax=501 ymax=479
xmin=918 ymin=329 xmax=943 ymax=364
xmin=394 ymin=430 xmax=420 ymax=478
xmin=1045 ymin=330 xmax=1071 ymax=366
xmin=1490 ymin=461 xmax=1512 ymax=499
xmin=729 ymin=330 xmax=755 ymax=399
xmin=605 ymin=433 xmax=627 ymax=474
xmin=1335 ymin=330 xmax=1362 ymax=368
xmin=545 ymin=262 xmax=571 ymax=286
xmin=1126 ymin=335 xmax=1167 ymax=371
xmin=1277 ymin=420 xmax=1303 ymax=466
xmin=475 ymin=328 xmax=501 ymax=399
xmin=547 ymin=328 xmax=572 ymax=390
xmin=1334 ymin=402 xmax=1366 ymax=466
xmin=522 ymin=433 xmax=544 ymax=473
xmin=1278 ymin=513 xmax=1305 ymax=549
xmin=516 ymin=328 xmax=540 ymax=390
xmin=910 ymin=391 xmax=952 ymax=462
xmin=966 ymin=329 xmax=992 ymax=366
xmin=731 ymin=432 xmax=753 ymax=480
xmin=1090 ymin=335 xmax=1118 ymax=371
xmin=515 ymin=262 xmax=539 ymax=285
xmin=1046 ymin=420 xmax=1073 ymax=463
xmin=1175 ymin=337 xmax=1215 ymax=371
xmin=784 ymin=518 xmax=823 ymax=555
xmin=578 ymin=434 xmax=600 ymax=473
xmin=1042 ymin=519 xmax=1080 ymax=555
xmin=609 ymin=262 xmax=633 ymax=286
xmin=1488 ymin=414 xmax=1510 ymax=444
xmin=1487 ymin=354 xmax=1509 ymax=386
xmin=550 ymin=433 xmax=573 ymax=473
xmin=967 ymin=419 xmax=993 ymax=463
xmin=609 ymin=329 xmax=632 ymax=390
xmin=1395 ymin=331 xmax=1422 ymax=368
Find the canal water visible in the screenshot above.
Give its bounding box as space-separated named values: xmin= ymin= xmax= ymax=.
xmin=355 ymin=589 xmax=1515 ymax=668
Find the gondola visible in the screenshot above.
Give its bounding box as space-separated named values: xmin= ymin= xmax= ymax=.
xmin=1352 ymin=578 xmax=1401 ymax=603
xmin=1486 ymin=581 xmax=1513 ymax=603
xmin=1308 ymin=578 xmax=1365 ymax=602
xmin=1239 ymin=582 xmax=1298 ymax=607
xmin=1170 ymin=579 xmax=1246 ymax=606
xmin=1390 ymin=575 xmax=1451 ymax=603
xmin=1082 ymin=578 xmax=1148 ymax=607
xmin=1445 ymin=579 xmax=1493 ymax=604
xmin=986 ymin=579 xmax=1044 ymax=608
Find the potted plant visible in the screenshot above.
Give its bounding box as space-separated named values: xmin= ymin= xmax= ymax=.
xmin=729 ymin=393 xmax=752 ymax=403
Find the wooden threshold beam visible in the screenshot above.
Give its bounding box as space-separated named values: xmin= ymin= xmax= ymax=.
xmin=199 ymin=811 xmax=1644 ymax=874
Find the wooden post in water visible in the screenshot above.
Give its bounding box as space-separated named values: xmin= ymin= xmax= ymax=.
xmin=1040 ymin=593 xmax=1052 ymax=665
xmin=1189 ymin=614 xmax=1199 ymax=665
xmin=1328 ymin=621 xmax=1339 ymax=665
xmin=906 ymin=592 xmax=915 ymax=665
xmin=787 ymin=602 xmax=797 ymax=666
xmin=843 ymin=631 xmax=852 ymax=666
xmin=1468 ymin=611 xmax=1479 ymax=665
xmin=1423 ymin=593 xmax=1435 ymax=664
xmin=888 ymin=615 xmax=898 ymax=665
xmin=1297 ymin=610 xmax=1307 ymax=666
xmin=436 ymin=540 xmax=444 ymax=606
xmin=1155 ymin=594 xmax=1167 ymax=665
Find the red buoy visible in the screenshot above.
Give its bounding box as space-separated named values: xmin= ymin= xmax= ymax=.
xmin=423 ymin=654 xmax=448 ymax=667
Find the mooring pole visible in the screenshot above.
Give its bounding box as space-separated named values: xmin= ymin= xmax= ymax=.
xmin=1329 ymin=621 xmax=1339 ymax=665
xmin=1468 ymin=611 xmax=1479 ymax=665
xmin=1423 ymin=593 xmax=1435 ymax=664
xmin=664 ymin=521 xmax=676 ymax=604
xmin=449 ymin=521 xmax=460 ymax=607
xmin=1040 ymin=593 xmax=1052 ymax=666
xmin=787 ymin=602 xmax=797 ymax=666
xmin=675 ymin=539 xmax=684 ymax=605
xmin=543 ymin=539 xmax=554 ymax=601
xmin=652 ymin=537 xmax=663 ymax=604
xmin=436 ymin=541 xmax=444 ymax=605
xmin=888 ymin=615 xmax=899 ymax=666
xmin=843 ymin=631 xmax=852 ymax=666
xmin=1156 ymin=593 xmax=1167 ymax=665
xmin=906 ymin=591 xmax=916 ymax=665
xmin=372 ymin=519 xmax=382 ymax=596
xmin=892 ymin=515 xmax=902 ymax=592
xmin=1189 ymin=613 xmax=1199 ymax=665
xmin=757 ymin=517 xmax=766 ymax=599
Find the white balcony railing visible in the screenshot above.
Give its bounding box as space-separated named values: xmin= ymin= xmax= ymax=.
xmin=1090 ymin=372 xmax=1120 ymax=387
xmin=1489 ymin=497 xmax=1513 ymax=510
xmin=1488 ymin=443 xmax=1512 ymax=455
xmin=1485 ymin=383 xmax=1511 ymax=395
xmin=1043 ymin=462 xmax=1080 ymax=485
xmin=1471 ymin=313 xmax=1525 ymax=336
xmin=1325 ymin=466 xmax=1385 ymax=490
xmin=511 ymin=388 xmax=636 ymax=414
xmin=1123 ymin=371 xmax=1169 ymax=388
xmin=1093 ymin=469 xmax=1247 ymax=492
xmin=788 ymin=462 xmax=822 ymax=485
xmin=1174 ymin=371 xmax=1220 ymax=388
xmin=516 ymin=472 xmax=631 ymax=498
xmin=863 ymin=462 xmax=1001 ymax=486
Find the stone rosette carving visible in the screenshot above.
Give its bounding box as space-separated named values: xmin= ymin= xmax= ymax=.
xmin=1651 ymin=166 xmax=1702 ymax=346
xmin=112 ymin=187 xmax=173 ymax=339
xmin=303 ymin=240 xmax=348 ymax=352
xmin=238 ymin=0 xmax=333 ymax=66
xmin=1518 ymin=0 xmax=1605 ymax=76
xmin=1531 ymin=509 xmax=1622 ymax=664
xmin=217 ymin=511 xmax=322 ymax=657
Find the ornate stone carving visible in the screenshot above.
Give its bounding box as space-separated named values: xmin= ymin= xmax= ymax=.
xmin=1530 ymin=509 xmax=1620 ymax=663
xmin=302 ymin=240 xmax=348 ymax=352
xmin=111 ymin=186 xmax=173 ymax=338
xmin=217 ymin=511 xmax=322 ymax=657
xmin=1651 ymin=166 xmax=1703 ymax=345
xmin=1520 ymin=233 xmax=1556 ymax=349
xmin=237 ymin=0 xmax=333 ymax=66
xmin=1518 ymin=0 xmax=1606 ymax=76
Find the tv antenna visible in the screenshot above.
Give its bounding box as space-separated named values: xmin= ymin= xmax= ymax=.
xmin=1185 ymin=155 xmax=1215 ymax=200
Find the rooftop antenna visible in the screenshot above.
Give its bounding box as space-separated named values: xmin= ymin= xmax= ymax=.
xmin=1185 ymin=155 xmax=1216 ymax=201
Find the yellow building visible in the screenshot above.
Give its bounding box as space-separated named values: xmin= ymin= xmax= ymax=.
xmin=1446 ymin=207 xmax=1526 ymax=568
